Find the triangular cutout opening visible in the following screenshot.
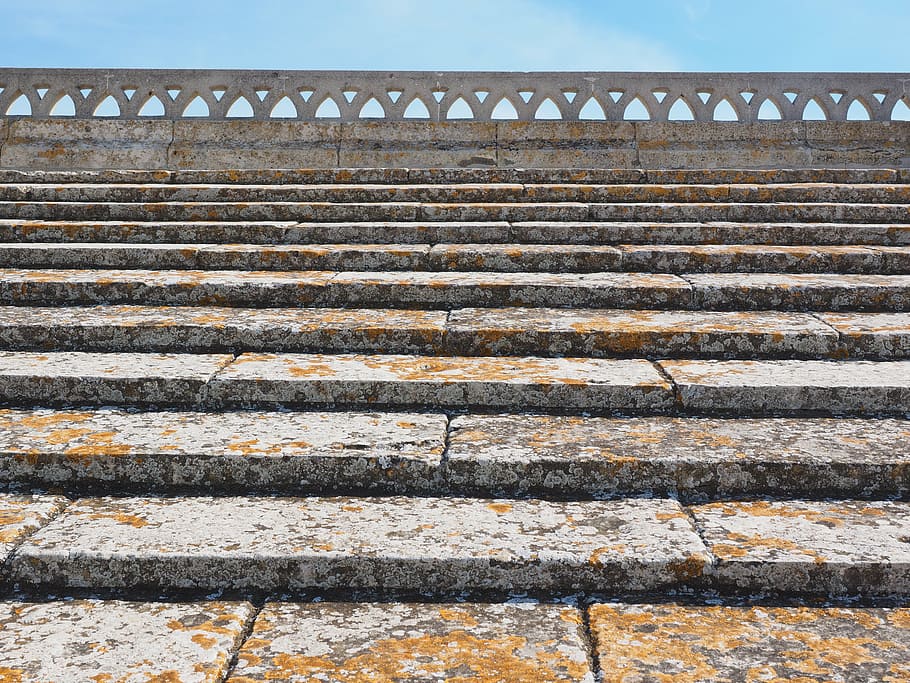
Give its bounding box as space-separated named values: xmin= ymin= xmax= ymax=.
xmin=473 ymin=90 xmax=489 ymax=103
xmin=6 ymin=93 xmax=32 ymax=116
xmin=802 ymin=98 xmax=826 ymax=120
xmin=299 ymin=90 xmax=314 ymax=102
xmin=829 ymin=91 xmax=844 ymax=104
xmin=491 ymin=98 xmax=519 ymax=120
xmin=846 ymin=99 xmax=871 ymax=121
xmin=36 ymin=87 xmax=49 ymax=100
xmin=608 ymin=91 xmax=624 ymax=103
xmin=49 ymin=94 xmax=76 ymax=116
xmin=891 ymin=99 xmax=910 ymax=121
xmin=211 ymin=89 xmax=226 ymax=102
xmin=122 ymin=88 xmax=136 ymax=101
xmin=93 ymin=95 xmax=120 ymax=117
xmin=432 ymin=90 xmax=446 ymax=103
xmin=138 ymin=95 xmax=166 ymax=117
xmin=518 ymin=90 xmax=534 ymax=103
xmin=697 ymin=91 xmax=711 ymax=104
xmin=446 ymin=96 xmax=474 ymax=119
xmin=740 ymin=91 xmax=755 ymax=104
xmin=623 ymin=97 xmax=650 ymax=120
xmin=342 ymin=90 xmax=358 ymax=103
xmin=712 ymin=98 xmax=738 ymax=121
xmin=79 ymin=87 xmax=92 ymax=99
xmin=167 ymin=89 xmax=181 ymax=101
xmin=873 ymin=92 xmax=887 ymax=104
xmin=783 ymin=91 xmax=798 ymax=104
xmin=255 ymin=89 xmax=269 ymax=102
xmin=579 ymin=97 xmax=606 ymax=120
xmin=270 ymin=96 xmax=297 ymax=119
xmin=359 ymin=96 xmax=385 ymax=118
xmin=182 ymin=95 xmax=210 ymax=118
xmin=534 ymin=97 xmax=562 ymax=119
xmin=757 ymin=98 xmax=782 ymax=120
xmin=563 ymin=91 xmax=576 ymax=103
xmin=651 ymin=90 xmax=668 ymax=104
xmin=668 ymin=98 xmax=694 ymax=121
xmin=315 ymin=97 xmax=341 ymax=118
xmin=226 ymin=95 xmax=254 ymax=118
xmin=403 ymin=97 xmax=430 ymax=119
xmin=387 ymin=90 xmax=403 ymax=104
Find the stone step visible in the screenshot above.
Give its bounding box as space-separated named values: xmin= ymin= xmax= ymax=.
xmin=0 ymin=493 xmax=67 ymax=562
xmin=6 ymin=494 xmax=708 ymax=592
xmin=5 ymin=182 xmax=909 ymax=204
xmin=5 ymin=220 xmax=908 ymax=246
xmin=0 ymin=167 xmax=901 ymax=185
xmin=3 ymin=408 xmax=908 ymax=498
xmin=3 ymin=201 xmax=909 ymax=223
xmin=5 ymin=269 xmax=910 ymax=311
xmin=5 ymin=243 xmax=910 ymax=274
xmin=3 ymin=305 xmax=880 ymax=359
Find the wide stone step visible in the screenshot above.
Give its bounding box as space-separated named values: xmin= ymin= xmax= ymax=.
xmin=5 ymin=220 xmax=908 ymax=246
xmin=3 ymin=201 xmax=909 ymax=223
xmin=3 ymin=408 xmax=908 ymax=498
xmin=5 ymin=242 xmax=910 ymax=274
xmin=7 ymin=495 xmax=708 ymax=592
xmin=5 ymin=181 xmax=909 ymax=204
xmin=5 ymin=269 xmax=910 ymax=311
xmin=3 ymin=305 xmax=879 ymax=359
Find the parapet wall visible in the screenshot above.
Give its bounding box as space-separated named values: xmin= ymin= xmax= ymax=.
xmin=1 ymin=69 xmax=908 ymax=170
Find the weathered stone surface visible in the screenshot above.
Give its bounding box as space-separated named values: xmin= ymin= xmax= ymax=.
xmin=817 ymin=312 xmax=910 ymax=358
xmin=590 ymin=603 xmax=910 ymax=682
xmin=660 ymin=359 xmax=910 ymax=414
xmin=691 ymin=500 xmax=910 ymax=595
xmin=12 ymin=496 xmax=708 ymax=591
xmin=806 ymin=121 xmax=910 ymax=168
xmin=644 ymin=168 xmax=901 ymax=185
xmin=589 ymin=202 xmax=910 ymax=224
xmin=0 ymin=599 xmax=254 ymax=682
xmin=445 ymin=414 xmax=910 ymax=497
xmin=207 ymin=353 xmax=673 ymax=411
xmin=0 ymin=494 xmax=66 ymax=564
xmin=687 ymin=273 xmax=910 ymax=311
xmin=426 ymin=243 xmax=624 ymax=272
xmin=0 ymin=351 xmax=233 ymax=406
xmin=0 ymin=408 xmax=447 ymax=492
xmin=871 ymin=245 xmax=910 ymax=273
xmin=497 ymin=121 xmax=638 ymax=169
xmin=229 ymin=602 xmax=593 ymax=682
xmin=445 ymin=308 xmax=838 ymax=359
xmin=0 ymin=305 xmax=447 ymax=353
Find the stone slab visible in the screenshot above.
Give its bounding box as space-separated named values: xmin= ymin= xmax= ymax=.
xmin=445 ymin=414 xmax=910 ymax=498
xmin=817 ymin=312 xmax=910 ymax=358
xmin=427 ymin=243 xmax=623 ymax=272
xmin=588 ymin=202 xmax=910 ymax=224
xmin=590 ymin=603 xmax=910 ymax=682
xmin=12 ymin=495 xmax=709 ymax=591
xmin=229 ymin=602 xmax=592 ymax=682
xmin=0 ymin=305 xmax=447 ymax=353
xmin=691 ymin=500 xmax=910 ymax=595
xmin=806 ymin=121 xmax=910 ymax=168
xmin=207 ymin=353 xmax=674 ymax=411
xmin=871 ymin=245 xmax=910 ymax=272
xmin=0 ymin=493 xmax=66 ymax=564
xmin=660 ymin=359 xmax=910 ymax=414
xmin=0 ymin=408 xmax=446 ymax=492
xmin=445 ymin=308 xmax=838 ymax=358
xmin=0 ymin=351 xmax=233 ymax=407
xmin=686 ymin=273 xmax=910 ymax=311
xmin=0 ymin=599 xmax=254 ymax=682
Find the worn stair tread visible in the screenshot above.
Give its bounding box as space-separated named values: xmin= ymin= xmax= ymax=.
xmin=0 ymin=493 xmax=67 ymax=562
xmin=0 ymin=351 xmax=233 ymax=407
xmin=588 ymin=202 xmax=910 ymax=224
xmin=0 ymin=599 xmax=254 ymax=682
xmin=659 ymin=358 xmax=910 ymax=414
xmin=9 ymin=495 xmax=708 ymax=591
xmin=691 ymin=500 xmax=910 ymax=596
xmin=816 ymin=311 xmax=910 ymax=357
xmin=590 ymin=603 xmax=910 ymax=681
xmin=207 ymin=353 xmax=674 ymax=411
xmin=445 ymin=414 xmax=910 ymax=497
xmin=229 ymin=602 xmax=591 ymax=682
xmin=0 ymin=408 xmax=447 ymax=493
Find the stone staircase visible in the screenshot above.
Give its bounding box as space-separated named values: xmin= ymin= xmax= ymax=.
xmin=2 ymin=166 xmax=910 ymax=681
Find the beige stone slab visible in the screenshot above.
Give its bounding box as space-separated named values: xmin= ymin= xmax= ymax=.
xmin=660 ymin=359 xmax=910 ymax=414
xmin=340 ymin=121 xmax=498 ymax=169
xmin=12 ymin=495 xmax=708 ymax=591
xmin=691 ymin=499 xmax=910 ymax=595
xmin=0 ymin=305 xmax=447 ymax=353
xmin=229 ymin=602 xmax=592 ymax=682
xmin=589 ymin=202 xmax=910 ymax=224
xmin=590 ymin=603 xmax=910 ymax=682
xmin=446 ymin=414 xmax=910 ymax=497
xmin=207 ymin=353 xmax=674 ymax=411
xmin=427 ymin=243 xmax=623 ymax=272
xmin=418 ymin=202 xmax=590 ymax=222
xmin=0 ymin=494 xmax=66 ymax=564
xmin=445 ymin=308 xmax=838 ymax=358
xmin=0 ymin=408 xmax=446 ymax=492
xmin=817 ymin=311 xmax=910 ymax=358
xmin=0 ymin=351 xmax=233 ymax=406
xmin=644 ymin=168 xmax=901 ymax=185
xmin=687 ymin=273 xmax=910 ymax=311
xmin=0 ymin=599 xmax=254 ymax=683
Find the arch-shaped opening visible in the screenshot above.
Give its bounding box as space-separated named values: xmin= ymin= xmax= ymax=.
xmin=93 ymin=95 xmax=120 ymax=117
xmin=445 ymin=96 xmax=474 ymax=120
xmin=49 ymin=94 xmax=76 ymax=116
xmin=712 ymin=98 xmax=739 ymax=121
xmin=5 ymin=93 xmax=32 ymax=116
xmin=534 ymin=97 xmax=562 ymax=119
xmin=802 ymin=98 xmax=827 ymax=120
xmin=138 ymin=95 xmax=165 ymax=117
xmin=403 ymin=97 xmax=430 ymax=119
xmin=846 ymin=99 xmax=871 ymax=121
xmin=182 ymin=96 xmax=210 ymax=118
xmin=490 ymin=98 xmax=519 ymax=120
xmin=667 ymin=98 xmax=694 ymax=121
xmin=269 ymin=96 xmax=297 ymax=119
xmin=757 ymin=98 xmax=782 ymax=120
xmin=892 ymin=99 xmax=910 ymax=121
xmin=623 ymin=97 xmax=650 ymax=120
xmin=579 ymin=97 xmax=606 ymax=120
xmin=315 ymin=97 xmax=341 ymax=118
xmin=226 ymin=96 xmax=254 ymax=118
xmin=359 ymin=97 xmax=385 ymax=118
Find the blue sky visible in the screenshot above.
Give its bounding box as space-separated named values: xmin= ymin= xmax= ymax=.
xmin=1 ymin=0 xmax=907 ymax=72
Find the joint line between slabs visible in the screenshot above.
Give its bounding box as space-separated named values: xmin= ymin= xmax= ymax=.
xmin=1 ymin=496 xmax=70 ymax=583
xmin=579 ymin=603 xmax=605 ymax=683
xmin=217 ymin=600 xmax=264 ymax=683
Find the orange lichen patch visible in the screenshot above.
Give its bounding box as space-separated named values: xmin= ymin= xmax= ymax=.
xmin=166 ymin=612 xmax=244 ymax=638
xmin=190 ymin=633 xmax=219 ymax=649
xmin=64 ymin=431 xmax=133 ymax=462
xmin=885 ymin=610 xmax=910 ymax=630
xmin=438 ymin=608 xmax=480 ymax=627
xmin=233 ymin=630 xmax=587 ymax=682
xmin=1 ymin=411 xmax=95 ymax=430
xmin=559 ymin=609 xmax=583 ymax=625
xmin=87 ymin=512 xmax=149 ymax=528
xmin=142 ymin=671 xmax=183 ymax=683
xmin=342 ymin=504 xmax=363 ymax=512
xmin=486 ymin=502 xmax=513 ymax=514
xmin=42 ymin=427 xmax=93 ymax=445
xmin=698 ymin=501 xmax=852 ymax=528
xmin=0 ymin=669 xmax=24 ymax=683
xmin=588 ymin=545 xmax=628 ymax=566
xmin=712 ymin=532 xmax=827 ymax=563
